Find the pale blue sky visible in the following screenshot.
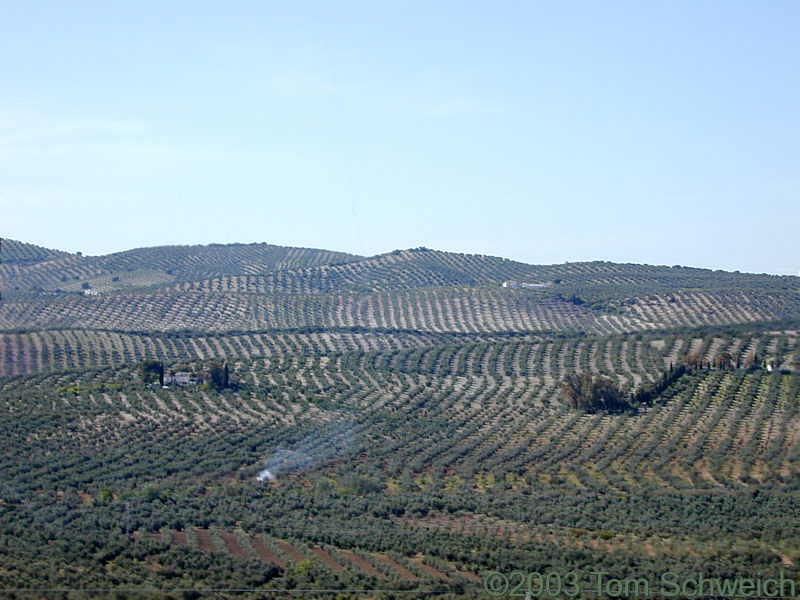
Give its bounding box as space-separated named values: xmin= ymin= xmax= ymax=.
xmin=1 ymin=1 xmax=798 ymax=274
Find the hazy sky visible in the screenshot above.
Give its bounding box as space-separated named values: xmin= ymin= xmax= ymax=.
xmin=1 ymin=1 xmax=798 ymax=274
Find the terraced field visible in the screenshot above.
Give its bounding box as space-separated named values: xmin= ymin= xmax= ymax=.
xmin=2 ymin=286 xmax=797 ymax=339
xmin=2 ymin=238 xmax=800 ymax=597
xmin=0 ymin=328 xmax=450 ymax=377
xmin=6 ymin=332 xmax=797 ymax=488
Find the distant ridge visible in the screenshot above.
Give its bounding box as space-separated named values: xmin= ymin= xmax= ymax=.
xmin=3 ymin=238 xmax=797 ymax=295
xmin=0 ymin=238 xmax=362 ymax=294
xmin=0 ymin=238 xmax=72 ymax=265
xmin=1 ymin=238 xmax=798 ymax=338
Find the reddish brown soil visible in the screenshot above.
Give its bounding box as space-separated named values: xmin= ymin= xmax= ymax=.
xmin=145 ymin=559 xmax=162 ymax=572
xmin=170 ymin=530 xmax=188 ymax=547
xmin=249 ymin=536 xmax=285 ymax=568
xmin=339 ymin=550 xmax=385 ymax=578
xmin=414 ymin=560 xmax=450 ymax=581
xmin=372 ymin=554 xmax=419 ymax=581
xmin=275 ymin=540 xmax=307 ymax=563
xmin=456 ymin=570 xmax=482 ymax=583
xmin=195 ymin=528 xmax=216 ymax=552
xmin=143 ymin=532 xmax=162 ymax=542
xmin=311 ymin=547 xmax=344 ymax=571
xmin=218 ymin=530 xmax=249 ymax=559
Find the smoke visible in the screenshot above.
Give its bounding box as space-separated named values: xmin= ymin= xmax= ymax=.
xmin=256 ymin=421 xmax=356 ymax=482
xmin=256 ymin=468 xmax=275 ymax=482
xmin=256 ymin=448 xmax=312 ymax=481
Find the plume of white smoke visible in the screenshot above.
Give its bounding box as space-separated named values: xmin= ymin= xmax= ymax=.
xmin=256 ymin=468 xmax=275 ymax=482
xmin=256 ymin=422 xmax=355 ymax=482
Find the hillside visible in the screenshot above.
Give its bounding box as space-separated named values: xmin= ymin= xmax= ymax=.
xmin=2 ymin=239 xmax=798 ymax=342
xmin=0 ymin=239 xmax=362 ymax=295
xmin=1 ymin=238 xmax=799 ymax=597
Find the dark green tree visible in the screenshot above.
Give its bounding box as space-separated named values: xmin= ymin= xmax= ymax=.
xmin=560 ymin=372 xmax=625 ymax=412
xmin=138 ymin=360 xmax=164 ymax=386
xmin=209 ymin=361 xmax=229 ymax=391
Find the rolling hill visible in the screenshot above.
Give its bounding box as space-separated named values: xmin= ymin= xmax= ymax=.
xmin=1 ymin=238 xmax=799 ymax=597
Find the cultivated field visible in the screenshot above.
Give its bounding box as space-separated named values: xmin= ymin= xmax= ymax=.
xmin=1 ymin=238 xmax=799 ymax=598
